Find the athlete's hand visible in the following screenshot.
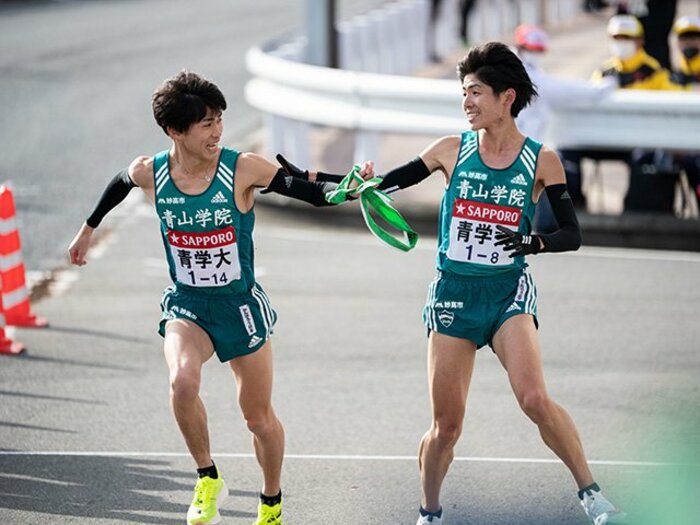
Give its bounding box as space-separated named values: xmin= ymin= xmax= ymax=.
xmin=494 ymin=225 xmax=542 ymax=257
xmin=68 ymin=224 xmax=94 ymax=266
xmin=276 ymin=154 xmax=310 ymax=180
xmin=359 ymin=160 xmax=375 ymax=180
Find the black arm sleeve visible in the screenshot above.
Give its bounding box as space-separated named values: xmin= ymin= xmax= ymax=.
xmin=262 ymin=169 xmax=336 ymax=207
xmin=86 ymin=169 xmax=137 ymax=228
xmin=376 ymin=157 xmax=432 ymax=193
xmin=311 ymin=157 xmax=432 ymax=194
xmin=539 ymin=184 xmax=582 ymax=253
xmin=315 ymin=171 xmax=346 ymax=183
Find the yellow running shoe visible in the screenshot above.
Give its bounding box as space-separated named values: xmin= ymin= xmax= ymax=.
xmin=252 ymin=499 xmax=282 ymax=525
xmin=187 ymin=470 xmax=228 ymax=525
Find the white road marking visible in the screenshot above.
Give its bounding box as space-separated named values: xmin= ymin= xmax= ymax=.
xmin=0 ymin=451 xmax=682 ymax=467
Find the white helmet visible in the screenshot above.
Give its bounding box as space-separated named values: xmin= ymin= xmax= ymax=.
xmin=607 ymin=15 xmax=644 ymax=38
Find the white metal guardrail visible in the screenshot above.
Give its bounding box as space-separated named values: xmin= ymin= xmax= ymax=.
xmin=246 ymin=46 xmax=700 ymax=155
xmin=245 ymin=0 xmax=700 ymax=166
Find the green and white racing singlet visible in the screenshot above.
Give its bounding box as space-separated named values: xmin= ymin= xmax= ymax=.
xmin=153 ymin=148 xmax=256 ymax=296
xmin=436 ymin=131 xmax=542 ymax=277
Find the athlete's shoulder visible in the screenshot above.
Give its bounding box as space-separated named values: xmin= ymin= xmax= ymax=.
xmin=436 ymin=134 xmax=463 ymax=150
xmin=236 ymin=151 xmax=271 ymax=171
xmin=534 ymin=146 xmax=565 ymax=184
xmin=420 ymin=135 xmax=461 ymax=173
xmin=235 ymin=152 xmax=278 ymax=188
xmin=129 ymin=155 xmax=154 ymax=188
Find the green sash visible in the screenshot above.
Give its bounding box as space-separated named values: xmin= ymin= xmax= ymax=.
xmin=325 ymin=166 xmax=418 ymax=252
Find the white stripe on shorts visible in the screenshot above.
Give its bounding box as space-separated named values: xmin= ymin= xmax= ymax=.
xmin=426 ymin=276 xmax=439 ymax=331
xmin=524 ymin=273 xmax=537 ymax=314
xmin=251 ymin=285 xmax=273 ymax=336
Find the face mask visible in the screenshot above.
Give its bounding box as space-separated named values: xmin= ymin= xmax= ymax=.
xmin=610 ymin=40 xmax=637 ymax=59
xmin=682 ymin=47 xmax=700 ymax=60
xmin=520 ymin=50 xmax=543 ymax=68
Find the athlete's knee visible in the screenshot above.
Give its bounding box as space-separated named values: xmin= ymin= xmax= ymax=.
xmin=518 ymin=389 xmax=552 ymax=424
xmin=244 ymin=406 xmax=279 ymax=437
xmin=432 ymin=416 xmax=463 ymax=449
xmin=169 ymin=369 xmax=200 ymax=404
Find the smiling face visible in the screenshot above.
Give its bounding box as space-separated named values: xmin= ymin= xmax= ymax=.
xmin=461 ymin=75 xmax=514 ymax=130
xmin=171 ymin=107 xmax=223 ymax=160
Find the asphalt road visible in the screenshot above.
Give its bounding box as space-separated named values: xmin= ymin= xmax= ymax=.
xmin=0 ymin=0 xmax=387 ymax=275
xmin=1 ymin=197 xmax=699 ymax=524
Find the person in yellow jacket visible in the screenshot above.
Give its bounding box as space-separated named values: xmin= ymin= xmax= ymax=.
xmin=671 ymin=15 xmax=700 ymax=89
xmin=560 ymin=15 xmax=681 ymax=213
xmin=671 ymin=16 xmax=700 ymax=210
xmin=593 ymin=14 xmax=679 ymax=90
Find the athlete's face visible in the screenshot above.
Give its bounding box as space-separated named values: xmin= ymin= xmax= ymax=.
xmin=461 ymin=75 xmax=513 ymax=130
xmin=181 ymin=107 xmax=223 ymax=159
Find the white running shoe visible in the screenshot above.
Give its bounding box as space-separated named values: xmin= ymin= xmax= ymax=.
xmin=416 ymin=512 xmax=443 ymax=525
xmin=580 ymin=489 xmax=627 ymax=525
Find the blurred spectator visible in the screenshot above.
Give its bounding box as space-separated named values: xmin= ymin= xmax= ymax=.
xmin=592 ymin=14 xmax=677 ymax=89
xmin=459 ymin=0 xmax=477 ymax=44
xmin=671 ymin=15 xmax=700 ymax=88
xmin=429 ymin=0 xmax=477 ymax=62
xmin=512 ymin=24 xmax=615 ymax=230
xmin=610 ymin=0 xmax=678 ymax=70
xmin=671 ymin=16 xmax=700 ymax=210
xmin=560 ymin=15 xmax=682 ymax=213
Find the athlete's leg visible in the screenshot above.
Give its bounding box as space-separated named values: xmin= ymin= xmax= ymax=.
xmin=492 ymin=315 xmax=593 ymax=489
xmin=419 ymin=331 xmax=476 ymax=512
xmin=163 ymin=319 xmax=216 ymax=468
xmin=229 ymin=340 xmax=284 ymax=496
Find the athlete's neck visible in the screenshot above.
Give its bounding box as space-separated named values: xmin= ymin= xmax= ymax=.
xmin=169 ymin=147 xmax=218 ymax=180
xmin=478 ymin=123 xmax=524 ymax=157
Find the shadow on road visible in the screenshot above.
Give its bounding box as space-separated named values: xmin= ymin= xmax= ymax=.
xmin=0 ymin=455 xmax=257 ymax=523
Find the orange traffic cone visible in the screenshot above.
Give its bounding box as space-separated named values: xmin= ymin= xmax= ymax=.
xmin=0 ymin=184 xmax=48 ymax=328
xmin=0 ymin=277 xmax=25 ymax=355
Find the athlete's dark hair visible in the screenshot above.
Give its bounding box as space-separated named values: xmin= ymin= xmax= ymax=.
xmin=456 ymin=42 xmax=537 ymax=118
xmin=152 ymin=70 xmax=227 ymax=135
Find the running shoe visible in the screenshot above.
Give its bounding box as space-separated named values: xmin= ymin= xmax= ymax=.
xmin=581 ymin=489 xmax=627 ymax=524
xmin=416 ymin=512 xmax=443 ymax=524
xmin=187 ymin=469 xmax=228 ymax=525
xmin=252 ymin=499 xmax=282 ymax=525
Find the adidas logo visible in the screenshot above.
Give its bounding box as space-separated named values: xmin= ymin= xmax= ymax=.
xmin=248 ymin=335 xmax=262 ymax=348
xmin=560 ymin=190 xmax=571 ymax=200
xmin=211 ymin=191 xmax=227 ymax=204
xmin=511 ymin=174 xmax=528 ymax=186
xmin=506 ymin=302 xmax=521 ymax=313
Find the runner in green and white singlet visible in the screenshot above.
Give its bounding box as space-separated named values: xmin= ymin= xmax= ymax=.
xmin=69 ymin=71 xmax=372 ymax=525
xmin=351 ymin=43 xmax=626 ymax=525
xmin=154 ymin=147 xmax=254 ymax=294
xmin=437 ymin=130 xmax=540 ymax=276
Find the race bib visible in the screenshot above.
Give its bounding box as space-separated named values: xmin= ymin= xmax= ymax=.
xmin=166 ymin=226 xmax=240 ymax=287
xmin=447 ymin=198 xmax=522 ymax=266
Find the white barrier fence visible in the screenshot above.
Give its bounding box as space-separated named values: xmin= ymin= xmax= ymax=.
xmin=245 ymin=0 xmax=700 ymax=167
xmin=246 ymin=45 xmax=700 ymax=160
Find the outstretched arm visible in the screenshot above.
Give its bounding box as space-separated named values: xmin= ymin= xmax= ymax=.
xmin=68 ymin=156 xmax=152 ymax=266
xmin=237 ymin=153 xmax=372 ymax=208
xmin=275 ymin=135 xmax=456 ymax=192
